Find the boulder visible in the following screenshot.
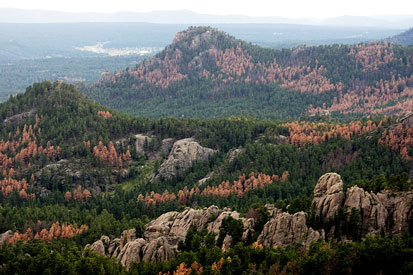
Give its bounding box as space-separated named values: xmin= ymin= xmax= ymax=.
xmin=227 ymin=148 xmax=245 ymax=162
xmin=134 ymin=134 xmax=152 ymax=156
xmin=156 ymin=138 xmax=175 ymax=158
xmin=108 ymin=238 xmax=120 ymax=258
xmin=399 ymin=111 xmax=413 ymax=127
xmin=344 ymin=186 xmax=413 ymax=236
xmin=241 ymin=218 xmax=255 ymax=240
xmin=133 ymin=135 xmax=174 ymax=159
xmin=197 ymin=171 xmax=214 ymax=186
xmin=153 ymin=138 xmax=216 ymax=181
xmin=85 ymin=240 xmax=105 ymax=256
xmin=120 ymin=229 xmax=137 ymax=250
xmin=344 ymin=186 xmax=387 ymax=234
xmin=118 ymin=238 xmax=147 ymax=268
xmin=144 ymin=211 xmax=178 ymax=242
xmin=376 ymin=190 xmax=413 ymax=235
xmin=0 ymin=230 xmax=13 ymax=246
xmin=275 ymin=135 xmax=287 ymax=144
xmin=305 ymin=228 xmax=325 ymax=248
xmin=257 ymin=210 xmax=324 ymax=249
xmin=221 ymin=235 xmax=232 ymax=252
xmin=145 ymin=205 xmax=222 ymax=245
xmin=100 ymin=235 xmax=110 ymax=246
xmin=142 ymin=237 xmax=174 ymax=263
xmin=3 ymin=109 xmax=36 ymax=125
xmin=313 ymin=173 xmax=345 ymax=220
xmin=206 ymin=210 xmax=240 ymax=236
xmin=34 ymin=159 xmax=111 ymax=195
xmin=115 ymin=237 xmax=176 ymax=268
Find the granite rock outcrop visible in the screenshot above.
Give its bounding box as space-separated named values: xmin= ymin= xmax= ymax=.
xmin=84 ymin=172 xmax=412 ymax=268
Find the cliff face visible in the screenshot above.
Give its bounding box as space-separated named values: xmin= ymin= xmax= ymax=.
xmin=84 ymin=172 xmax=413 ymax=268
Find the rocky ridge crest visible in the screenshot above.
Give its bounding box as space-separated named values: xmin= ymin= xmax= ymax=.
xmin=84 ymin=172 xmax=413 ymax=268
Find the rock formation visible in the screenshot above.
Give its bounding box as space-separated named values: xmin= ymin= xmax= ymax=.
xmin=84 ymin=203 xmax=321 ymax=267
xmin=344 ymin=186 xmax=387 ymax=235
xmin=117 ymin=238 xmax=147 ymax=267
xmin=84 ymin=172 xmax=412 ymax=268
xmin=313 ymin=173 xmax=345 ymax=220
xmin=143 ymin=206 xmax=248 ymax=245
xmin=134 ymin=134 xmax=151 ymax=156
xmin=153 ymin=138 xmax=216 ymax=181
xmin=141 ymin=237 xmax=174 ymax=263
xmin=226 ymin=148 xmax=245 ymax=162
xmin=84 ymin=240 xmax=105 ymax=256
xmin=313 ymin=172 xmax=413 ymax=237
xmin=257 ymin=208 xmax=324 ymax=249
xmin=85 ymin=206 xmax=253 ymax=268
xmin=3 ymin=109 xmax=36 ymax=125
xmin=345 ymin=186 xmax=413 ymax=235
xmin=33 ymin=159 xmax=114 ymax=195
xmin=399 ymin=111 xmax=413 ymax=127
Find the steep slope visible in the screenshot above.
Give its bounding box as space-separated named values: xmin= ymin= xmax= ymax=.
xmin=389 ymin=27 xmax=413 ymax=46
xmin=84 ymin=26 xmax=413 ymax=119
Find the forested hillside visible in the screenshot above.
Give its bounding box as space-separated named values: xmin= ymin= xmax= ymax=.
xmin=0 ymin=81 xmax=412 ymax=274
xmin=83 ymin=26 xmax=413 ymax=119
xmin=389 ymin=28 xmax=413 ymax=46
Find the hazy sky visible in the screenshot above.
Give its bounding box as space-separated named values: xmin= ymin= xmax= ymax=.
xmin=2 ymin=0 xmax=413 ymax=18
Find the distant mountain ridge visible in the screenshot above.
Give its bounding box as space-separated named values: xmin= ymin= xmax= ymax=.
xmin=1 ymin=7 xmax=413 ymax=28
xmin=389 ymin=27 xmax=413 ymax=45
xmin=83 ymin=26 xmax=413 ymax=119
